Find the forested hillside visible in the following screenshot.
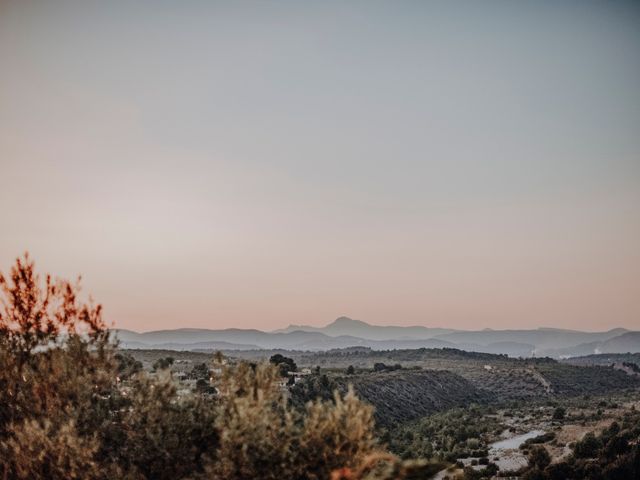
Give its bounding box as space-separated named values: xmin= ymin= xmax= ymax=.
xmin=280 ymin=348 xmax=640 ymax=402
xmin=291 ymin=369 xmax=489 ymax=426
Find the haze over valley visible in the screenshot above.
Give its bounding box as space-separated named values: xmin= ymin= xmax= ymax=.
xmin=115 ymin=316 xmax=640 ymax=358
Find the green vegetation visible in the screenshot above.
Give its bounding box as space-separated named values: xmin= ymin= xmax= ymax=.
xmin=292 ymin=369 xmax=489 ymax=427
xmin=118 ymin=347 xmax=640 ymax=479
xmin=152 ymin=356 xmax=175 ymax=371
xmin=0 ymin=255 xmax=429 ymax=480
xmin=387 ymin=406 xmax=501 ymax=461
xmin=115 ymin=352 xmax=143 ymax=379
xmin=517 ymin=412 xmax=640 ymax=480
xmin=269 ymin=353 xmax=298 ymax=376
xmin=373 ymin=362 xmax=403 ymax=372
xmin=534 ymin=362 xmax=636 ymax=396
xmin=562 ymin=353 xmax=640 ymax=368
xmin=527 ymin=445 xmax=551 ymax=470
xmin=552 ymin=406 xmax=566 ymax=420
xmin=521 ymin=432 xmax=556 ymax=447
xmin=4 ymin=256 xmax=638 ymax=479
xmin=279 ymin=348 xmax=640 ymax=403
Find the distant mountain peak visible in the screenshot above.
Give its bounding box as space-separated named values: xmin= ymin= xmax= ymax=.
xmin=329 ymin=316 xmax=368 ymax=327
xmin=114 ymin=322 xmax=637 ymax=357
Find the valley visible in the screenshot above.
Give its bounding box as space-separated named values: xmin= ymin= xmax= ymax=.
xmin=121 ymin=345 xmax=640 ymax=478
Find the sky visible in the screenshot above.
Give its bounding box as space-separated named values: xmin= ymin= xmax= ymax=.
xmin=1 ymin=0 xmax=639 ymax=332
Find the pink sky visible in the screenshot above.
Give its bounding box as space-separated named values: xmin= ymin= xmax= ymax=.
xmin=1 ymin=1 xmax=639 ymax=332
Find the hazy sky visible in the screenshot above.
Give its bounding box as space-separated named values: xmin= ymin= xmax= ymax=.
xmin=1 ymin=1 xmax=639 ymax=332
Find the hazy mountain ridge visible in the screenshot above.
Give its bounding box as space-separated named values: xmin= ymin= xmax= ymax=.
xmin=545 ymin=331 xmax=640 ymax=358
xmin=113 ymin=317 xmax=639 ymax=358
xmin=274 ymin=316 xmax=457 ymax=340
xmin=432 ymin=327 xmax=629 ymax=350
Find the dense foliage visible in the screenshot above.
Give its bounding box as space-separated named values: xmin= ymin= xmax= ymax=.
xmin=292 ymin=369 xmax=488 ymax=427
xmin=0 ymin=255 xmax=426 ymax=480
xmin=281 ymin=347 xmax=640 ymax=402
xmin=517 ymin=411 xmax=640 ymax=480
xmin=3 ymin=254 xmax=638 ymax=479
xmin=387 ymin=406 xmax=501 ymax=462
xmin=269 ymin=353 xmax=298 ymax=376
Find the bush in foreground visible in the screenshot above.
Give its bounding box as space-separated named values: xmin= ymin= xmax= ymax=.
xmin=0 ymin=254 xmax=426 ymax=479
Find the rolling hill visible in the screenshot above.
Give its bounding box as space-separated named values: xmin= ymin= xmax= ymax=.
xmin=113 ymin=317 xmax=639 ymax=358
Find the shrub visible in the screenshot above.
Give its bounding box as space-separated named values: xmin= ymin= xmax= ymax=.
xmin=115 ymin=352 xmax=143 ymax=379
xmin=552 ymin=407 xmax=565 ymax=420
xmin=0 ymin=254 xmax=115 ymax=478
xmin=528 ymin=446 xmax=551 ymax=470
xmin=0 ymin=419 xmax=102 ymax=480
xmin=98 ymin=372 xmax=218 ymax=479
xmin=153 ymin=356 xmax=174 ymax=371
xmin=0 ymin=254 xmax=425 ymax=480
xmin=209 ymin=360 xmax=384 ymax=480
xmin=574 ymin=432 xmax=601 ymax=458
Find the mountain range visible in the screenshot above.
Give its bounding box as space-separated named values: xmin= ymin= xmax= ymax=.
xmin=113 ymin=316 xmax=639 ymax=358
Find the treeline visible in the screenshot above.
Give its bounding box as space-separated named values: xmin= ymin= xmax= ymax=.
xmin=287 ymin=347 xmax=640 ymax=405
xmin=0 ymin=255 xmax=428 ymax=480
xmin=534 ymin=363 xmax=640 ymax=396
xmin=291 ymin=369 xmax=489 ymax=427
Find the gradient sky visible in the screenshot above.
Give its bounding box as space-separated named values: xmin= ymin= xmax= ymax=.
xmin=1 ymin=1 xmax=639 ymax=332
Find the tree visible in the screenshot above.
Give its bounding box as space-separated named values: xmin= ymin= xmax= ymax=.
xmin=574 ymin=432 xmax=602 ymax=459
xmin=544 ymin=462 xmax=572 ymax=480
xmin=290 ymin=373 xmax=338 ymax=408
xmin=552 ymin=406 xmax=566 ymax=420
xmin=347 ymin=365 xmax=355 ymax=375
xmin=0 ymin=254 xmax=115 ymax=478
xmin=153 ymin=356 xmax=174 ymax=371
xmin=0 ymin=255 xmax=219 ymax=479
xmin=528 ymin=445 xmax=551 ymax=470
xmin=373 ymin=363 xmax=401 ymax=372
xmin=522 ymin=469 xmax=546 ymax=480
xmin=115 ymin=352 xmax=143 ymax=380
xmin=269 ymin=354 xmax=297 ymax=376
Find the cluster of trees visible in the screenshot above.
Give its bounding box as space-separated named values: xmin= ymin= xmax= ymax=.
xmin=373 ymin=363 xmax=403 ymax=372
xmin=290 ymin=372 xmax=338 ymax=408
xmin=517 ymin=413 xmax=640 ymax=480
xmin=115 ymin=352 xmax=143 ymax=378
xmin=387 ymin=406 xmax=501 ymax=462
xmin=535 ymin=363 xmax=639 ymax=396
xmin=0 ymin=255 xmax=428 ymax=480
xmin=269 ymin=353 xmax=297 ymax=376
xmin=152 ymin=356 xmax=174 ymax=371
